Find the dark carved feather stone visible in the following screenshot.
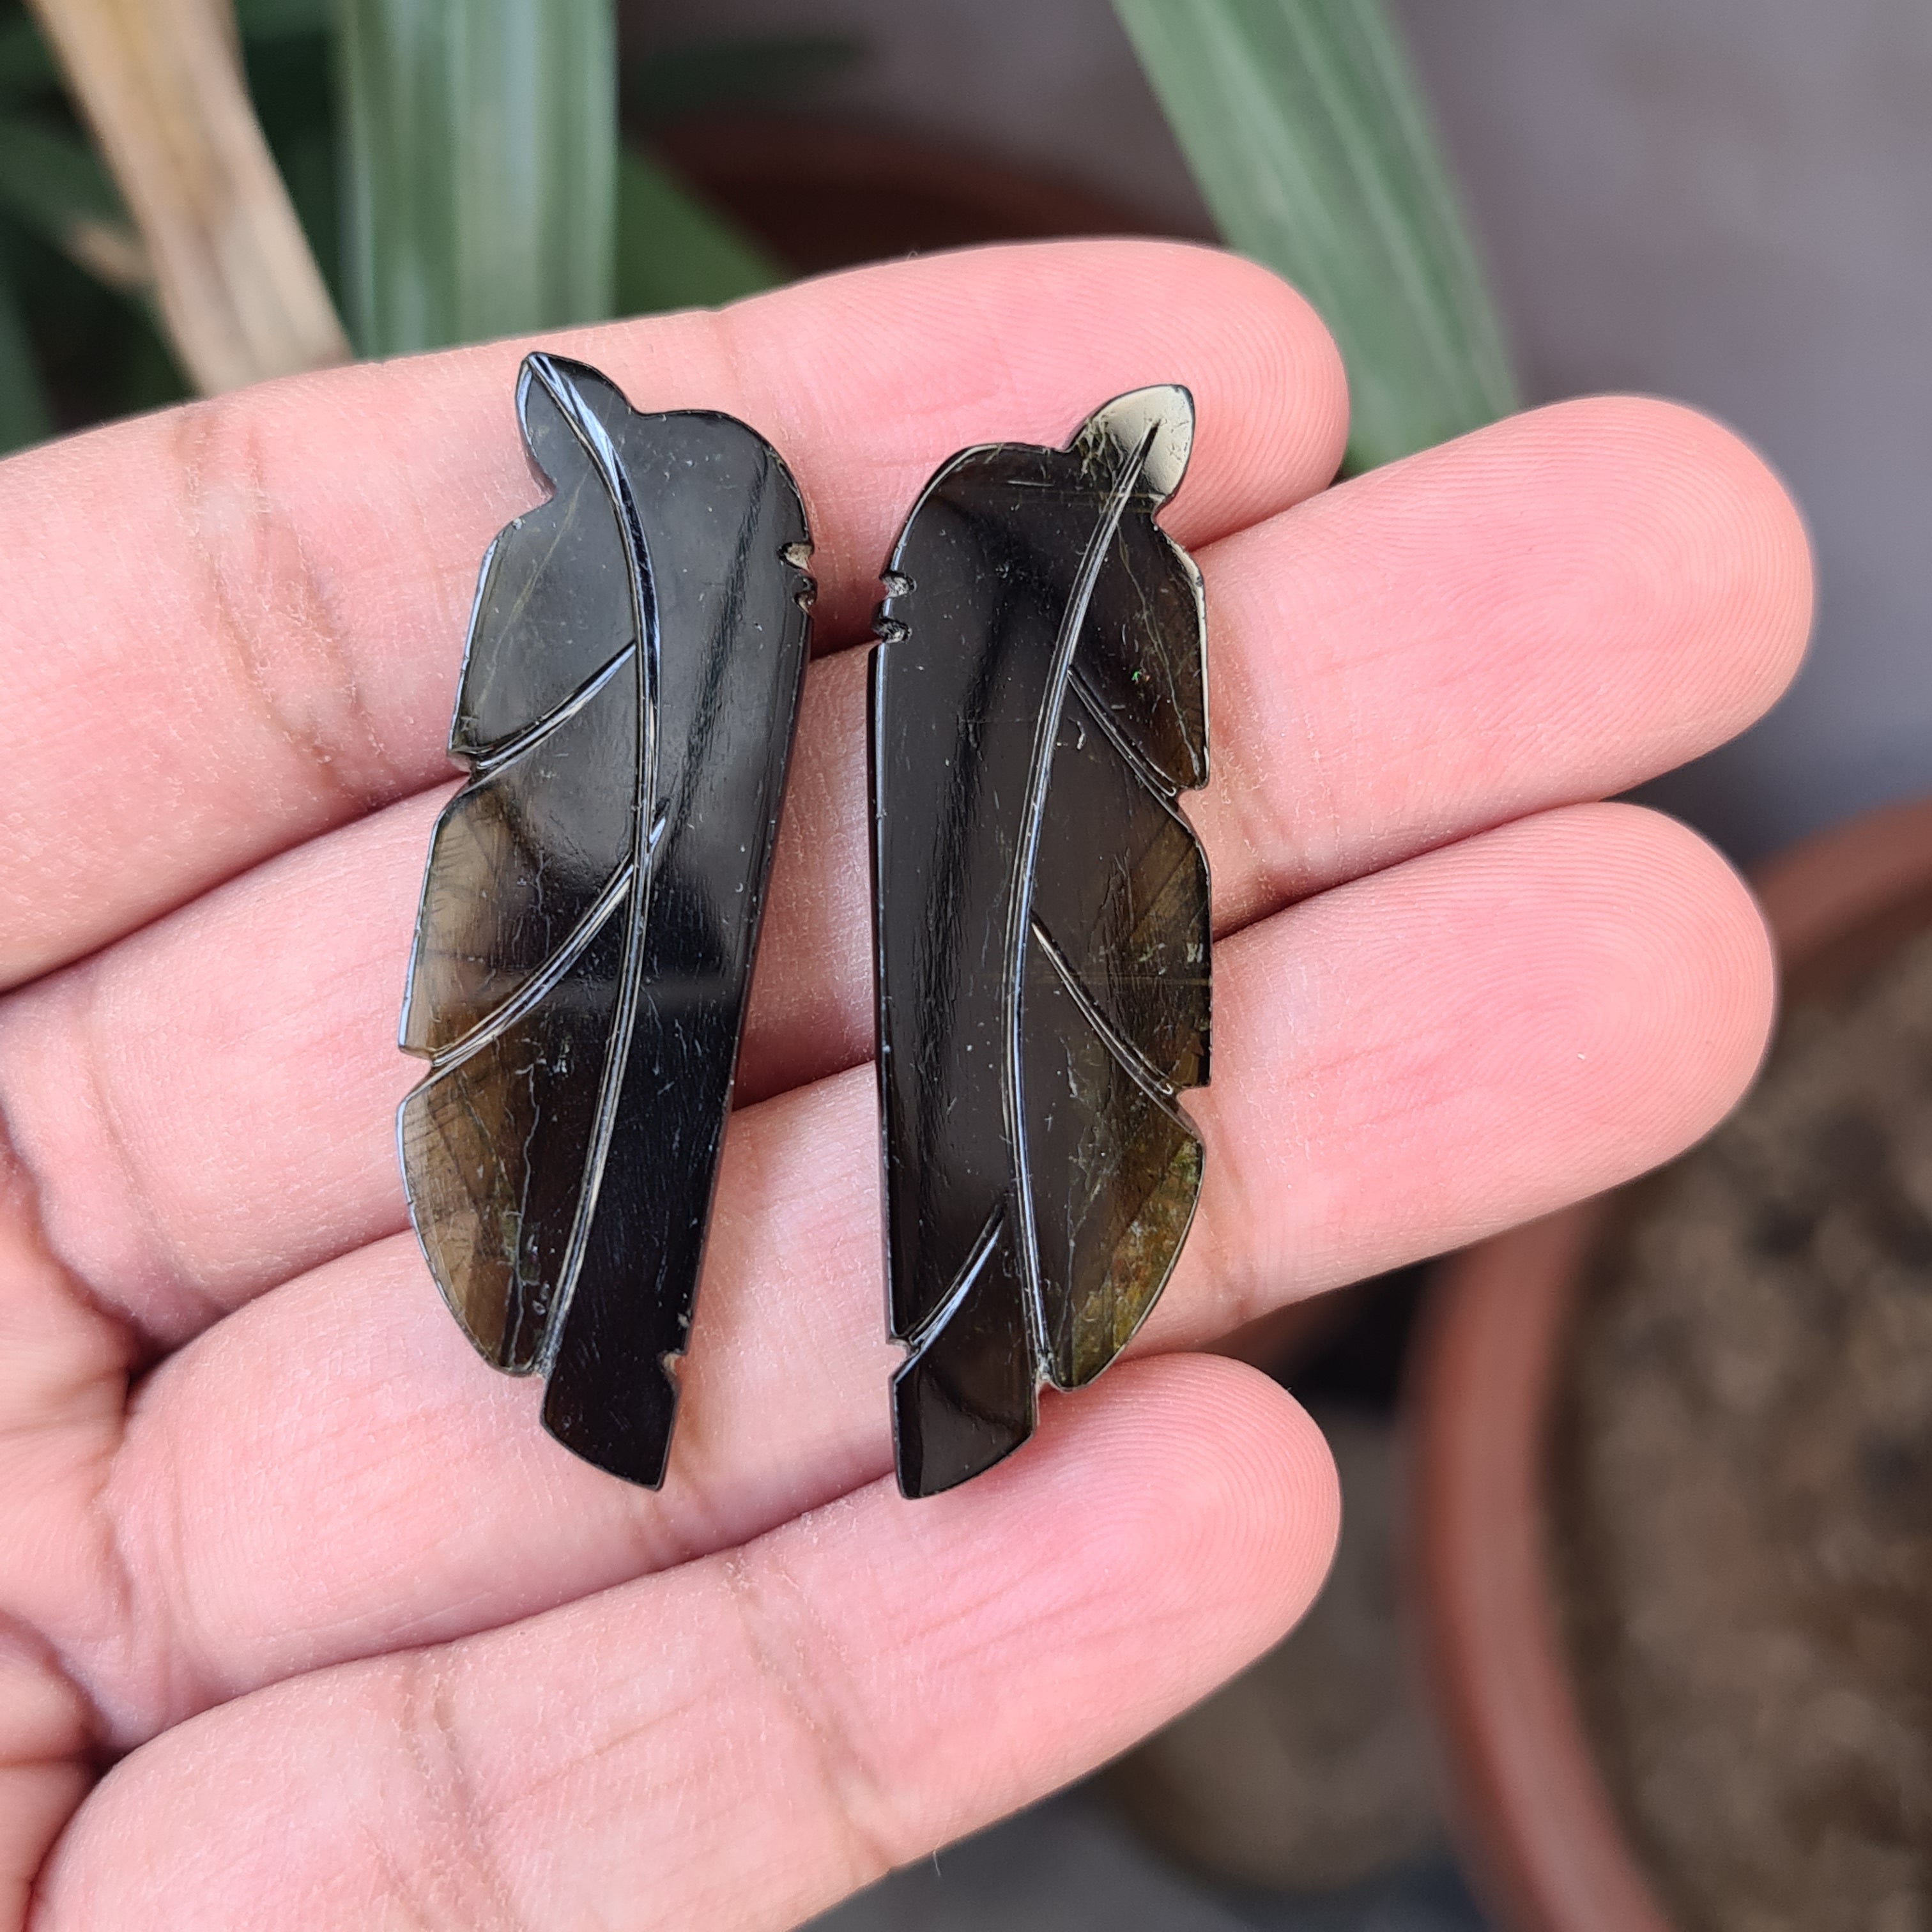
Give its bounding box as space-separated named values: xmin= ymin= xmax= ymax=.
xmin=870 ymin=386 xmax=1211 ymax=1498
xmin=398 ymin=352 xmax=813 ymax=1487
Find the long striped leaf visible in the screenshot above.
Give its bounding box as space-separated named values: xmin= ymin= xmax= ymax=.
xmin=1116 ymin=0 xmax=1517 ymax=470
xmin=337 ymin=0 xmax=616 ymax=354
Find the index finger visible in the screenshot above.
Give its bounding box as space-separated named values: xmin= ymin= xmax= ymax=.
xmin=0 ymin=239 xmax=1346 ymax=988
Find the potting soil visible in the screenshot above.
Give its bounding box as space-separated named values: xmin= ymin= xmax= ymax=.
xmin=1553 ymin=924 xmax=1932 ymax=1932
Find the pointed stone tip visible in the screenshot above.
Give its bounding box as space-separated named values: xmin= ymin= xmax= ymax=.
xmin=518 ymin=350 xmax=619 ymax=425
xmin=511 ymin=353 xmax=630 ymax=475
xmin=516 ymin=348 xmax=569 ymax=400
xmin=1082 ymin=384 xmax=1195 ymax=500
xmin=512 ymin=352 xmax=567 ymax=449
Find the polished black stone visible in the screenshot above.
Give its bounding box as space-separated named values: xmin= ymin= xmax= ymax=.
xmin=870 ymin=387 xmax=1212 ymax=1498
xmin=399 ymin=351 xmax=813 ymax=1487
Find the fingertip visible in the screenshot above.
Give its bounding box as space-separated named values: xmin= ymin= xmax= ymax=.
xmin=1030 ymin=1353 xmax=1342 ymax=1660
xmin=1574 ymin=799 xmax=1779 ymax=1144
xmin=1199 ymin=799 xmax=1784 ymax=1308
xmin=1504 ymin=394 xmax=1814 ymax=730
xmin=719 ymin=238 xmax=1349 ymax=562
xmin=1149 ymin=246 xmax=1351 ymax=532
xmin=1435 ymin=801 xmax=1778 ymax=1185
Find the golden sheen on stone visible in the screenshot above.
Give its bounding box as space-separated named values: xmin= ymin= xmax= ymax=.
xmin=870 ymin=387 xmax=1212 ymax=1498
xmin=398 ymin=353 xmax=813 ymax=1489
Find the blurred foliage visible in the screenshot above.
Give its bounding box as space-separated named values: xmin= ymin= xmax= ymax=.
xmin=338 ymin=0 xmax=619 ymax=355
xmin=0 ymin=112 xmax=138 ymax=282
xmin=622 ymin=32 xmax=858 ymax=128
xmin=0 ymin=259 xmax=48 ymax=447
xmin=617 ymin=148 xmax=779 ymax=314
xmin=1116 ymin=0 xmax=1517 ymax=470
xmin=0 ymin=1 xmax=841 ymax=451
xmin=0 ymin=0 xmax=1513 ymax=475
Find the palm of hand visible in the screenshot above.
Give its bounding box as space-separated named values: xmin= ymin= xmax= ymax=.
xmin=0 ymin=241 xmax=1807 ymax=1929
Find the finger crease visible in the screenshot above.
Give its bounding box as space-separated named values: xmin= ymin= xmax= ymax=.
xmin=718 ymin=1551 xmax=901 ymax=1891
xmin=174 ymin=396 xmax=399 ymax=817
xmin=0 ymin=1098 xmax=137 ymax=1758
xmin=392 ymin=1653 xmax=533 ymax=1932
xmin=0 ymin=1075 xmax=135 ymax=1354
xmin=73 ymin=976 xmax=217 ymax=1339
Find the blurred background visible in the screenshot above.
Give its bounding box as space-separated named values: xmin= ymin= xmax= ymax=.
xmin=10 ymin=2 xmax=1928 ymax=1927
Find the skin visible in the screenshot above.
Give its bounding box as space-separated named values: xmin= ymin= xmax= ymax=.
xmin=0 ymin=238 xmax=1810 ymax=1929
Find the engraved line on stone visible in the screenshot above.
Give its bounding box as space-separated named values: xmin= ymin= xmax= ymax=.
xmin=1178 ymin=541 xmax=1209 ymax=786
xmin=1164 ymin=534 xmax=1208 ymax=771
xmin=421 ymin=860 xmax=635 ymax=1078
xmin=663 ymin=457 xmax=769 ymax=845
xmin=468 ymin=640 xmax=637 ymax=778
xmin=1000 ymin=417 xmax=1159 ymax=1377
xmin=1030 ymin=914 xmax=1180 ymax=1105
xmin=447 ymin=528 xmax=503 ymax=757
xmin=1115 ymin=522 xmax=1190 ymax=746
xmin=524 ymin=354 xmax=663 ymax=1368
xmin=900 ymin=1202 xmax=1006 ymax=1356
xmin=1068 ymin=664 xmax=1181 ymax=804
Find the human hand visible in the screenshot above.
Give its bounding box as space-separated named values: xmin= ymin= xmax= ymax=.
xmin=0 ymin=241 xmax=1809 ymax=1928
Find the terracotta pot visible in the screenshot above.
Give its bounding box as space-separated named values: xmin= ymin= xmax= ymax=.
xmin=1407 ymin=795 xmax=1932 ymax=1932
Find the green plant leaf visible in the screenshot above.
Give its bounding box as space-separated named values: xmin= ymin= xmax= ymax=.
xmin=1114 ymin=0 xmax=1517 ymax=471
xmin=337 ymin=0 xmax=616 ymax=355
xmin=0 ymin=213 xmax=188 ymax=423
xmin=237 ymin=0 xmax=335 ymax=38
xmin=0 ymin=15 xmax=52 ymax=100
xmin=245 ymin=29 xmax=341 ymax=303
xmin=0 ymin=114 xmax=146 ymax=293
xmin=616 ymin=147 xmax=779 ymax=315
xmin=621 ymin=33 xmax=863 ymax=128
xmin=0 ymin=257 xmax=51 ymax=452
